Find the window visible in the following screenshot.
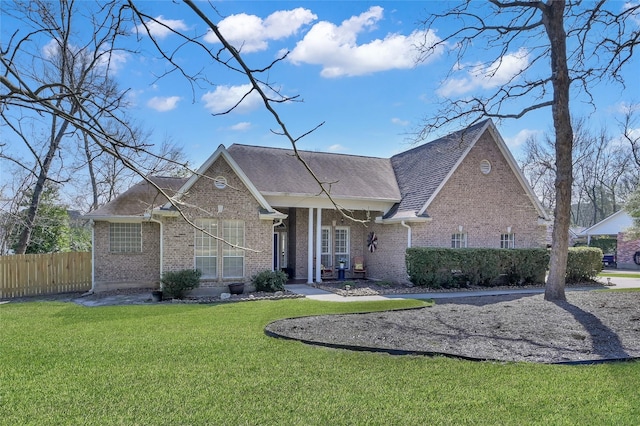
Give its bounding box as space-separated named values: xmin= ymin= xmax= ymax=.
xmin=451 ymin=233 xmax=467 ymax=248
xmin=195 ymin=219 xmax=218 ymax=278
xmin=501 ymin=233 xmax=515 ymax=249
xmin=223 ymin=220 xmax=244 ymax=278
xmin=321 ymin=227 xmax=332 ymax=267
xmin=110 ymin=223 xmax=141 ymax=253
xmin=334 ymin=227 xmax=350 ymax=268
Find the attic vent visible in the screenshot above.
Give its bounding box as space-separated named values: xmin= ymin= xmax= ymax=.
xmin=214 ymin=176 xmax=227 ymax=189
xmin=480 ymin=160 xmax=492 ymax=175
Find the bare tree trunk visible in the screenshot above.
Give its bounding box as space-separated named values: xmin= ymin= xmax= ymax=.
xmin=543 ymin=1 xmax=572 ymax=301
xmin=14 ymin=115 xmax=72 ymax=254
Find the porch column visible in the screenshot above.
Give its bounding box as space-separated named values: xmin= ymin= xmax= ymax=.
xmin=307 ymin=208 xmax=314 ymax=284
xmin=316 ymin=207 xmax=323 ymax=283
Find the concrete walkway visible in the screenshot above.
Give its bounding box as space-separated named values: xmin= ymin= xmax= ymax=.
xmin=284 ymin=275 xmax=640 ymax=303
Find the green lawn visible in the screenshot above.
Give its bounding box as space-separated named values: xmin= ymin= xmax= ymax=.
xmin=1 ymin=298 xmax=639 ymax=425
xmin=599 ymin=271 xmax=640 ymax=279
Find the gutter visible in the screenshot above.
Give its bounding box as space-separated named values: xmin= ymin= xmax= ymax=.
xmin=90 ymin=220 xmax=95 ymax=293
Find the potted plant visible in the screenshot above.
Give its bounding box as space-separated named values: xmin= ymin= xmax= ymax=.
xmin=228 ymin=282 xmax=244 ymax=294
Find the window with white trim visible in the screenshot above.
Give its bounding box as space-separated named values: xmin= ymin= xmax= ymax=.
xmin=451 ymin=233 xmax=467 ymax=248
xmin=320 ymin=227 xmax=332 ymax=268
xmin=110 ymin=223 xmax=142 ymax=253
xmin=195 ymin=219 xmax=218 ymax=278
xmin=334 ymin=227 xmax=350 ymax=268
xmin=500 ymin=233 xmax=515 ymax=249
xmin=223 ymin=220 xmax=245 ymax=278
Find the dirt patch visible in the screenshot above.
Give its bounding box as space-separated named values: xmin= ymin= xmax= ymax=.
xmin=266 ymin=290 xmax=640 ymax=364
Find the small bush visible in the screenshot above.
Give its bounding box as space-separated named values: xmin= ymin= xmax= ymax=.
xmin=566 ymin=247 xmax=602 ymax=283
xmin=252 ymin=270 xmax=287 ymax=292
xmin=161 ymin=269 xmax=202 ymax=299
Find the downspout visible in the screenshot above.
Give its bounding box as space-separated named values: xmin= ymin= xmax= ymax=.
xmin=272 ymin=219 xmax=283 ymax=272
xmin=90 ymin=220 xmax=95 ymax=293
xmin=401 ymin=221 xmax=412 ymax=248
xmin=146 ymin=214 xmax=164 ymax=289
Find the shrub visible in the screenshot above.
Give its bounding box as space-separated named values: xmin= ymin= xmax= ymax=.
xmin=406 ymin=247 xmax=549 ymax=289
xmin=252 ymin=270 xmax=287 ymax=292
xmin=566 ymin=247 xmax=602 ymax=283
xmin=161 ymin=269 xmax=202 ymax=299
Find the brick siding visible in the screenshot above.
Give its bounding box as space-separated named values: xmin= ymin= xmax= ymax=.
xmin=617 ymin=232 xmax=640 ymax=270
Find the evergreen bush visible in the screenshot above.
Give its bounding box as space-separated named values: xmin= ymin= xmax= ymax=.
xmin=161 ymin=269 xmax=202 ymax=299
xmin=566 ymin=247 xmax=602 ymax=282
xmin=252 ymin=270 xmax=287 ymax=292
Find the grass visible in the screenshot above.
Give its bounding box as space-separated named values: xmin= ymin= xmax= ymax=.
xmin=2 ymin=298 xmax=640 ymax=425
xmin=599 ymin=271 xmax=640 ymax=279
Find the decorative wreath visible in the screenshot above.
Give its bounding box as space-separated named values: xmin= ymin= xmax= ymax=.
xmin=367 ymin=231 xmax=378 ymax=253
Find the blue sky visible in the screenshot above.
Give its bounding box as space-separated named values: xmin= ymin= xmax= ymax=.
xmin=3 ymin=1 xmax=640 ymax=169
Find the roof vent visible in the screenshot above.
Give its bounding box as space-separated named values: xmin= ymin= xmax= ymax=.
xmin=480 ymin=160 xmax=492 ymax=175
xmin=214 ymin=176 xmax=227 ymax=189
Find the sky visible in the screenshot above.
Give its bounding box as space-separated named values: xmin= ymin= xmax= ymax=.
xmin=3 ymin=1 xmax=640 ymax=170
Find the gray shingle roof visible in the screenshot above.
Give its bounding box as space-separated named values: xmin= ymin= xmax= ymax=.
xmin=386 ymin=119 xmax=490 ymax=219
xmin=227 ymin=144 xmax=401 ymax=201
xmin=85 ymin=176 xmax=187 ymax=217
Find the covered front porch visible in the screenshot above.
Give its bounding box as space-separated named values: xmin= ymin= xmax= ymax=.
xmin=272 ymin=206 xmax=379 ymax=284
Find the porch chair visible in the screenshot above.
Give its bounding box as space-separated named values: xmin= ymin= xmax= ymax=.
xmin=352 ymin=256 xmax=366 ymax=279
xmin=321 ymin=264 xmax=334 ymax=279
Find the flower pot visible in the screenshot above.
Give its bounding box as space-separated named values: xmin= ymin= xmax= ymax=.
xmin=228 ymin=283 xmax=244 ymax=295
xmin=151 ymin=290 xmax=163 ymax=302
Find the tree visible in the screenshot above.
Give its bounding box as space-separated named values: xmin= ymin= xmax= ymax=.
xmin=10 ymin=184 xmax=72 ymax=254
xmin=1 ymin=0 xmax=188 ymax=251
xmin=521 ymin=118 xmax=637 ymax=228
xmin=416 ymin=1 xmax=639 ymax=301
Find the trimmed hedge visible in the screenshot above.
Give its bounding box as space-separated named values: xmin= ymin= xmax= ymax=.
xmin=566 ymin=247 xmax=602 ymax=283
xmin=406 ymin=248 xmax=548 ymax=289
xmin=406 ymin=247 xmax=603 ymax=288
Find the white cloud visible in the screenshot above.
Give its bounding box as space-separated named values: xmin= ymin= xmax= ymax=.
xmin=136 ymin=16 xmax=189 ymax=39
xmin=230 ymin=122 xmax=252 ymax=131
xmin=437 ymin=48 xmax=530 ymax=97
xmin=204 ymin=8 xmax=316 ymax=53
xmin=504 ymin=128 xmax=540 ymax=149
xmin=287 ymin=6 xmax=442 ymax=78
xmin=391 ymin=117 xmax=409 ymax=126
xmin=327 ymin=144 xmax=347 ymax=153
xmin=147 ymin=96 xmax=181 ymax=112
xmin=201 ymin=84 xmax=262 ymax=114
xmin=613 ymin=101 xmax=640 ymax=114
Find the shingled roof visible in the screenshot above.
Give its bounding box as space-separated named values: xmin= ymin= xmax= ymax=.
xmin=85 ymin=119 xmax=545 ymax=222
xmin=86 ymin=176 xmax=187 ymax=218
xmin=227 ymin=144 xmax=401 ymax=202
xmin=385 ymin=119 xmax=490 ymax=220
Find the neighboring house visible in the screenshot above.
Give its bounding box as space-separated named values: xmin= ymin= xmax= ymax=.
xmin=580 ymin=210 xmax=640 ymax=270
xmin=85 ymin=119 xmax=549 ymax=293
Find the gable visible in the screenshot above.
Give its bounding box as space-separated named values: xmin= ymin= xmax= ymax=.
xmin=429 ymin=130 xmax=541 ymax=219
xmin=383 ymin=119 xmax=547 ymax=222
xmin=165 ymin=145 xmax=283 ymax=219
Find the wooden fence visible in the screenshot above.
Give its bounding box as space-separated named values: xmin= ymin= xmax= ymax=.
xmin=0 ymin=252 xmax=91 ymax=298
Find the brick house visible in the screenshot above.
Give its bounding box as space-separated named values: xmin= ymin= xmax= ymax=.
xmin=85 ymin=119 xmax=549 ymax=293
xmin=580 ymin=210 xmax=640 ymax=270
